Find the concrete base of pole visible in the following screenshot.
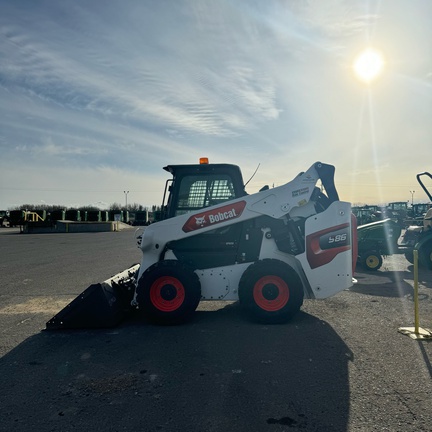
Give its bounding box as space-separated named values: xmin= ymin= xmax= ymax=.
xmin=398 ymin=326 xmax=432 ymax=340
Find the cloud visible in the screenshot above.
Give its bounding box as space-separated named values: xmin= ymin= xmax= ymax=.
xmin=1 ymin=0 xmax=432 ymax=209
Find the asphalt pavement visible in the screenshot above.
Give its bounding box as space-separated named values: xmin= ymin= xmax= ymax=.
xmin=0 ymin=227 xmax=431 ymax=432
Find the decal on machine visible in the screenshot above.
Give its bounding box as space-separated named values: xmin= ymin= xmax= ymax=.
xmin=301 ymin=174 xmax=315 ymax=183
xmin=292 ymin=187 xmax=309 ymax=197
xmin=306 ymin=223 xmax=351 ymax=269
xmin=182 ymin=200 xmax=247 ymax=233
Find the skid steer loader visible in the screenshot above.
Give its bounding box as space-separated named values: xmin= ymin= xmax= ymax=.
xmin=46 ymin=159 xmax=357 ymax=329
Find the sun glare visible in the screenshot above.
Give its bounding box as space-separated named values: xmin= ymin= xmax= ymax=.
xmin=353 ymin=48 xmax=385 ymax=83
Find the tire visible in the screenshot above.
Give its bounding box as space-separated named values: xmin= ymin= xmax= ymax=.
xmin=361 ymin=251 xmax=383 ymax=271
xmin=238 ymin=259 xmax=304 ymax=324
xmin=418 ymin=241 xmax=432 ymax=269
xmin=136 ymin=260 xmax=201 ymax=325
xmin=404 ymin=250 xmax=414 ymax=264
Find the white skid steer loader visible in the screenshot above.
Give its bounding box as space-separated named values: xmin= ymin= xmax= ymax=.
xmin=46 ymin=160 xmax=357 ymax=329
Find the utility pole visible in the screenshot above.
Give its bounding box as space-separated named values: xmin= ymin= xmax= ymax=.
xmin=410 ymin=190 xmax=415 ymax=207
xmin=124 ymin=190 xmax=129 ymax=209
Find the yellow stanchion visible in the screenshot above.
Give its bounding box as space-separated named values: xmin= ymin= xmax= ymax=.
xmin=398 ymin=249 xmax=432 ymax=340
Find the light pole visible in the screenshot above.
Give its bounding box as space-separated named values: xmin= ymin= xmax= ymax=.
xmin=410 ymin=190 xmax=415 ymax=207
xmin=124 ymin=190 xmax=129 ymax=209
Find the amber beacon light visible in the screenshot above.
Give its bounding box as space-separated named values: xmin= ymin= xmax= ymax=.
xmin=199 ymin=157 xmax=209 ymax=164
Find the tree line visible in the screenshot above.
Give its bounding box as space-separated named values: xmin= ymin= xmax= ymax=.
xmin=8 ymin=203 xmax=162 ymax=212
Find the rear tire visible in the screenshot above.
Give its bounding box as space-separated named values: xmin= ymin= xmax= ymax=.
xmin=361 ymin=251 xmax=383 ymax=271
xmin=404 ymin=250 xmax=414 ymax=264
xmin=239 ymin=259 xmax=304 ymax=324
xmin=418 ymin=241 xmax=432 ymax=269
xmin=136 ymin=260 xmax=201 ymax=325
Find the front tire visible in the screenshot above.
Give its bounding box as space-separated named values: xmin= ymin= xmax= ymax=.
xmin=136 ymin=260 xmax=201 ymax=325
xmin=239 ymin=259 xmax=304 ymax=324
xmin=361 ymin=251 xmax=383 ymax=271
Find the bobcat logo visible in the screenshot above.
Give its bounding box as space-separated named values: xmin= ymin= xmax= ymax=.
xmin=182 ymin=200 xmax=246 ymax=233
xmin=195 ymin=215 xmax=206 ymax=226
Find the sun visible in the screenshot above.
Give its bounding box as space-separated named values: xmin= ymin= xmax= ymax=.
xmin=353 ymin=48 xmax=385 ymax=83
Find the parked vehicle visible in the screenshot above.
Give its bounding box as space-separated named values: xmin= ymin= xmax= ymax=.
xmin=357 ymin=218 xmax=402 ymax=270
xmin=355 ymin=172 xmax=432 ymax=271
xmin=0 ymin=210 xmax=10 ymax=227
xmin=386 ymin=201 xmax=408 ymax=227
xmin=400 ymin=172 xmax=432 ymax=269
xmin=407 ymin=203 xmax=430 ymax=226
xmin=352 ymin=206 xmax=376 ymax=225
xmin=46 ymin=159 xmax=357 ymax=329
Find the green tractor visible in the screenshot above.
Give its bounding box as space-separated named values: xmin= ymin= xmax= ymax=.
xmin=357 ymin=218 xmax=403 ymax=271
xmin=357 ymin=171 xmax=432 ymax=271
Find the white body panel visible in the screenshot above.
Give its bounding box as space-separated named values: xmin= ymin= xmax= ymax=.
xmin=296 ymin=201 xmax=353 ymax=298
xmin=196 ymin=263 xmax=251 ymax=300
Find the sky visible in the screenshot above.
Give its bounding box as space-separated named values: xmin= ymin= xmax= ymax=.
xmin=1 ymin=0 xmax=432 ymax=210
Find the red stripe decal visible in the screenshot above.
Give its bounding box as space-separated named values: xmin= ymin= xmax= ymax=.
xmin=306 ymin=223 xmax=351 ymax=269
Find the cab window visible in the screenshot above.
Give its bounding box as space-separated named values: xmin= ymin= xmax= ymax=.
xmin=176 ymin=175 xmax=236 ymax=216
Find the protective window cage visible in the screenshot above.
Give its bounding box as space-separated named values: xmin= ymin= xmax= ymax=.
xmin=176 ymin=175 xmax=236 ymax=216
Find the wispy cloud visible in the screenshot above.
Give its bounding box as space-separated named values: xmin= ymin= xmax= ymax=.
xmin=1 ymin=0 xmax=432 ymax=208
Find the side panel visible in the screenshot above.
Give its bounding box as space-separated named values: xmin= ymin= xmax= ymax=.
xmin=196 ymin=263 xmax=251 ymax=300
xmin=297 ymin=201 xmax=354 ymax=299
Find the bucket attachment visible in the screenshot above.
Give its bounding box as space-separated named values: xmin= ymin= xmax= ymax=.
xmin=46 ymin=264 xmax=140 ymax=330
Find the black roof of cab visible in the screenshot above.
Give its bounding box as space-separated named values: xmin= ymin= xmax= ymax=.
xmin=162 ymin=163 xmax=247 ymax=219
xmin=163 ymin=163 xmax=244 ymax=185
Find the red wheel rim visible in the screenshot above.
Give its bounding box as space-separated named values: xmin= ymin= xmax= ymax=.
xmin=253 ymin=275 xmax=289 ymax=311
xmin=150 ymin=276 xmax=185 ymax=312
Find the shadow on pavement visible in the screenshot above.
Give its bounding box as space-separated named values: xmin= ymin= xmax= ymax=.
xmin=352 ymin=269 xmax=414 ymax=298
xmin=406 ymin=265 xmax=432 ymax=289
xmin=352 ymin=266 xmax=432 ymax=300
xmin=0 ymin=304 xmax=352 ymax=432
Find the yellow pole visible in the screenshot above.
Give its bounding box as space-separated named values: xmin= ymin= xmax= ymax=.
xmin=398 ymin=248 xmax=432 ymax=339
xmin=413 ymin=249 xmax=419 ymax=334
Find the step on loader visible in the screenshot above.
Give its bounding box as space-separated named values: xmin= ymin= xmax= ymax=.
xmin=46 ymin=159 xmax=357 ymax=329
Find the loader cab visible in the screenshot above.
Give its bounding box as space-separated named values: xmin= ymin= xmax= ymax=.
xmin=157 ymin=161 xmax=247 ymax=221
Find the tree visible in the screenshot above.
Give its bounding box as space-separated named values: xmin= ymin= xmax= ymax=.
xmin=109 ymin=202 xmax=122 ymax=210
xmin=127 ymin=202 xmax=146 ymax=212
xmin=78 ymin=205 xmax=100 ymax=211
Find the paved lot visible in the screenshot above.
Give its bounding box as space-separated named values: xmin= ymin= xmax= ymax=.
xmin=0 ymin=228 xmax=431 ymax=431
